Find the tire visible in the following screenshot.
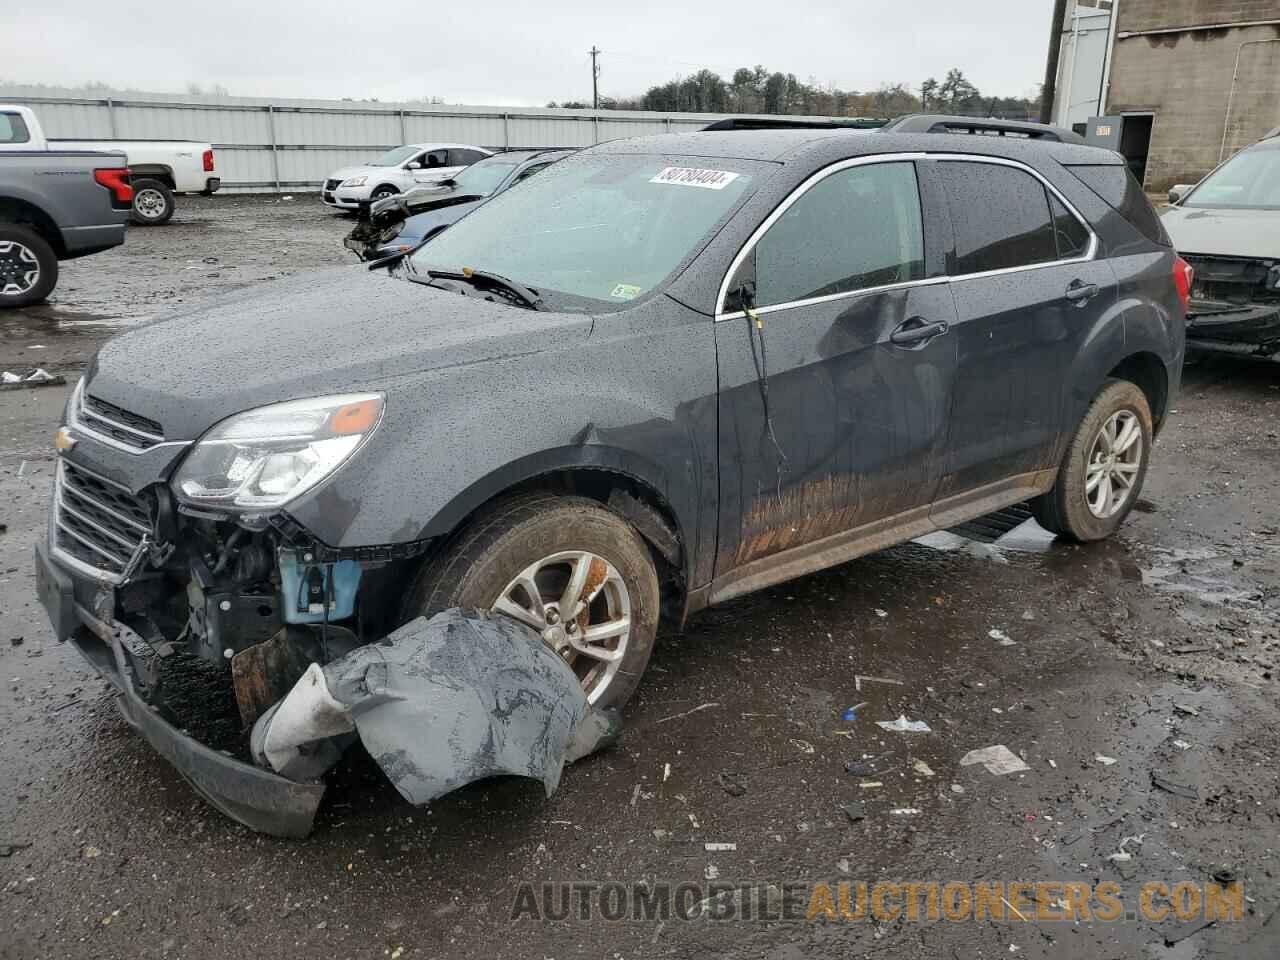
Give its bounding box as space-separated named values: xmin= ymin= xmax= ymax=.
xmin=0 ymin=224 xmax=58 ymax=308
xmin=370 ymin=185 xmax=398 ymax=202
xmin=130 ymin=178 xmax=176 ymax=225
xmin=1031 ymin=379 xmax=1153 ymax=542
xmin=402 ymin=494 xmax=661 ymax=709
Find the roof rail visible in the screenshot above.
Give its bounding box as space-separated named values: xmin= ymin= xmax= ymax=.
xmin=878 ymin=114 xmax=1086 ymax=144
xmin=701 ymin=116 xmax=890 ymax=132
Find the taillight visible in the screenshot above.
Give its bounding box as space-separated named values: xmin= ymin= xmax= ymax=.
xmin=94 ymin=167 xmax=133 ymax=204
xmin=1173 ymin=256 xmax=1194 ymax=314
xmin=202 ymin=148 xmax=215 ymax=172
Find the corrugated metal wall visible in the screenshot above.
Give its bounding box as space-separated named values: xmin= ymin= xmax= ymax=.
xmin=0 ymin=85 xmax=766 ymax=192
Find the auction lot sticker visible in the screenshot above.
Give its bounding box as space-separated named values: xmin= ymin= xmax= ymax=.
xmin=650 ymin=167 xmax=740 ymax=189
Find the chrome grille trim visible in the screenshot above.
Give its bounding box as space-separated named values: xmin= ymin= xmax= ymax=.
xmin=79 ymin=390 xmax=166 ymax=450
xmin=52 ymin=459 xmax=154 ymax=582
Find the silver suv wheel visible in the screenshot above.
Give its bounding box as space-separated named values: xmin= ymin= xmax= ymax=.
xmin=1085 ymin=410 xmax=1143 ymax=518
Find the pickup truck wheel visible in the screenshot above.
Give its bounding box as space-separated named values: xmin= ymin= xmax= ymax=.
xmin=402 ymin=495 xmax=661 ymax=709
xmin=130 ymin=179 xmax=176 ymax=225
xmin=1031 ymin=379 xmax=1153 ymax=542
xmin=0 ymin=225 xmax=58 ymax=308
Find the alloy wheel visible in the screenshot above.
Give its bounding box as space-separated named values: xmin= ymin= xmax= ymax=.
xmin=0 ymin=241 xmax=40 ymax=296
xmin=493 ymin=550 xmax=632 ymax=704
xmin=1085 ymin=410 xmax=1143 ymax=518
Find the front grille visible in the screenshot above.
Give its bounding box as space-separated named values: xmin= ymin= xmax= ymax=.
xmin=54 ymin=460 xmax=154 ymax=578
xmin=325 ymin=179 xmax=342 ymax=191
xmin=1185 ymin=254 xmax=1280 ymax=306
xmin=79 ymin=392 xmax=165 ymax=450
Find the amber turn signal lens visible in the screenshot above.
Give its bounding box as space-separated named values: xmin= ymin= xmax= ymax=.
xmin=330 ymin=397 xmax=382 ymax=435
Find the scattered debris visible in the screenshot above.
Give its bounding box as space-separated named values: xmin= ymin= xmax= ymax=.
xmin=1151 ymin=774 xmax=1199 ymax=800
xmin=842 ymin=802 xmax=866 ymax=823
xmin=854 ymin=675 xmax=904 ymax=693
xmin=704 ymin=842 xmax=736 ymax=852
xmin=874 ymin=609 xmax=888 ymax=618
xmin=840 ymin=701 xmax=868 ymax=722
xmin=1095 ymin=755 xmax=1118 ymax=766
xmin=950 ymin=784 xmax=965 ymax=794
xmin=889 ymin=808 xmax=921 ymax=815
xmin=8 ymin=636 xmax=22 ymax=647
xmin=989 ymin=628 xmax=1015 ymax=646
xmin=1020 ymin=609 xmax=1036 ymax=621
xmin=1170 ymin=644 xmax=1212 ymax=655
xmin=662 ymin=763 xmax=671 ymax=782
xmin=704 ymin=864 xmax=720 ymax=880
xmin=859 ymin=781 xmax=883 ymax=789
xmin=876 ymin=715 xmax=931 ymax=733
xmin=788 ymin=738 xmax=816 ymax=754
xmin=656 ymin=702 xmax=719 ymax=725
xmin=717 ymin=772 xmax=747 ymax=797
xmin=912 ymin=760 xmax=936 ymax=777
xmin=960 ymin=745 xmax=1030 ymax=776
xmin=82 ymin=845 xmax=101 ymax=859
xmin=1172 ymin=739 xmax=1191 ymax=751
xmin=0 ymin=842 xmax=32 ymax=857
xmin=0 ymin=368 xmax=65 ymax=389
xmin=1173 ymin=702 xmax=1200 ymax=717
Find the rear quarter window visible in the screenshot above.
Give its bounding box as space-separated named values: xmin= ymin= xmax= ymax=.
xmin=936 ymin=161 xmax=1059 ymax=274
xmin=0 ymin=112 xmax=30 ymax=144
xmin=1065 ymin=163 xmax=1170 ymax=247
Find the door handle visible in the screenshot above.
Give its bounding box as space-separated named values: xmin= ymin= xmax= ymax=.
xmin=1065 ymin=280 xmax=1099 ymax=304
xmin=889 ymin=317 xmax=950 ymax=346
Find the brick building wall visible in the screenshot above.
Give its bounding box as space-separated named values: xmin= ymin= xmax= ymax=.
xmin=1106 ymin=0 xmax=1280 ymax=190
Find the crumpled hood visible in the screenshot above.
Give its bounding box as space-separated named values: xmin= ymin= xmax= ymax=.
xmin=87 ymin=267 xmax=593 ymax=440
xmin=1162 ymin=206 xmax=1280 ymax=260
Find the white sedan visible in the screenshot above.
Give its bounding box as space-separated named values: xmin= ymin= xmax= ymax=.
xmin=321 ymin=143 xmax=493 ymax=211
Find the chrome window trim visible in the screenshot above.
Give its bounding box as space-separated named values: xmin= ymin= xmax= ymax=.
xmin=713 ymin=151 xmax=1099 ymax=322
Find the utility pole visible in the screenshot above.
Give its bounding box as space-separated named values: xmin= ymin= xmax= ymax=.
xmin=589 ymin=46 xmax=601 ymax=109
xmin=1040 ymin=0 xmax=1070 ymax=124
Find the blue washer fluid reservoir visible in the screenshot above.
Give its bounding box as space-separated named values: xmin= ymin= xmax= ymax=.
xmin=278 ymin=551 xmax=361 ymax=624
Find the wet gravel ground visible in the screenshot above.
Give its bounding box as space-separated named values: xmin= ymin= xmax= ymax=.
xmin=2 ymin=196 xmax=1280 ymax=959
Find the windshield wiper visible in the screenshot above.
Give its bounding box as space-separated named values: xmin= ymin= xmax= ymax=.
xmin=426 ymin=268 xmax=544 ymax=310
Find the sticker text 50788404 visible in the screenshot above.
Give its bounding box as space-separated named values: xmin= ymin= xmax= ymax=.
xmin=650 ymin=167 xmax=741 ymax=190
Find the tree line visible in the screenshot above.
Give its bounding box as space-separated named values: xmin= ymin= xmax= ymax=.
xmin=550 ymin=66 xmax=1041 ymax=120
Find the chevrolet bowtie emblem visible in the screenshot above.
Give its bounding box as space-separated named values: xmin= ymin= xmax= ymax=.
xmin=54 ymin=426 xmax=77 ymax=453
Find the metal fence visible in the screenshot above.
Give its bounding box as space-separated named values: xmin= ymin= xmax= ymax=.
xmin=0 ymin=85 xmax=783 ymax=192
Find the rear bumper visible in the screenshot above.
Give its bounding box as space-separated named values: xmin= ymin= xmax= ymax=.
xmin=34 ymin=539 xmax=325 ymax=838
xmin=203 ymin=177 xmax=221 ymax=194
xmin=1187 ymin=299 xmax=1280 ymax=359
xmin=60 ymin=223 xmax=128 ymax=258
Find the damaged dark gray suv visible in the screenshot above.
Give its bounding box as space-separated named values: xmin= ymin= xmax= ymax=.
xmin=35 ymin=123 xmax=1187 ymax=834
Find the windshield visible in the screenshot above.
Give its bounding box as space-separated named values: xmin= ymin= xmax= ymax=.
xmin=1185 ymin=146 xmax=1280 ymax=209
xmin=370 ymin=145 xmax=421 ymax=167
xmin=408 ymin=154 xmax=758 ymax=306
xmin=451 ymin=158 xmax=521 ymax=196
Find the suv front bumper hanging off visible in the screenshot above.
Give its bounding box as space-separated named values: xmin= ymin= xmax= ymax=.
xmin=34 ymin=540 xmax=326 ymax=837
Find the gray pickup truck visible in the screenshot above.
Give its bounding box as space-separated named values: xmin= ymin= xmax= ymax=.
xmin=1 ymin=108 xmax=132 ymax=307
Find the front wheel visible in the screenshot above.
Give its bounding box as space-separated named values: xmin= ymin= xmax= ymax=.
xmin=130 ymin=178 xmax=176 ymax=225
xmin=1031 ymin=379 xmax=1153 ymax=542
xmin=370 ymin=185 xmax=398 ymax=202
xmin=402 ymin=495 xmax=660 ymax=709
xmin=0 ymin=224 xmax=58 ymax=308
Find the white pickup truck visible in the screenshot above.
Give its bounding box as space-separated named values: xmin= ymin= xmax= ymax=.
xmin=0 ymin=104 xmax=219 ymax=225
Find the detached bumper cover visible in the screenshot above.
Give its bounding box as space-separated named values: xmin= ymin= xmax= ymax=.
xmin=35 ymin=540 xmax=325 ymax=838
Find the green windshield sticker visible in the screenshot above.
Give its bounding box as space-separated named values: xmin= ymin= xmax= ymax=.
xmin=610 ymin=283 xmax=642 ymax=300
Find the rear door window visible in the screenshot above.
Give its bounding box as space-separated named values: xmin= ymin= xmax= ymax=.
xmin=937 ymin=161 xmax=1059 ymax=274
xmin=0 ymin=112 xmax=30 ymax=144
xmin=753 ymin=161 xmax=925 ymax=307
xmin=449 ymin=148 xmax=487 ymax=166
xmin=1050 ymin=194 xmax=1090 ymax=259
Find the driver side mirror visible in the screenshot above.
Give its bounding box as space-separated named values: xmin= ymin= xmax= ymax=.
xmin=1168 ymin=184 xmax=1192 ymax=204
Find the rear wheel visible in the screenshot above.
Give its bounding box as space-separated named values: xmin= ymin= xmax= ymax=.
xmin=131 ymin=178 xmax=176 ymax=225
xmin=1031 ymin=379 xmax=1152 ymax=542
xmin=402 ymin=495 xmax=660 ymax=709
xmin=0 ymin=225 xmax=58 ymax=308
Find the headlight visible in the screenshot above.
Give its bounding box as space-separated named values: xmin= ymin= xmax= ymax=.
xmin=172 ymin=393 xmax=384 ymax=512
xmin=342 ymin=176 xmax=368 ymax=187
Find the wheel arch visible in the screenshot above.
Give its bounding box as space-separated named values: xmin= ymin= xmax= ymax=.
xmin=0 ymin=196 xmax=66 ymax=257
xmin=418 ymin=446 xmax=693 ymax=610
xmin=1107 ymin=351 xmax=1169 ymax=431
xmin=128 ymin=166 xmax=175 ymax=189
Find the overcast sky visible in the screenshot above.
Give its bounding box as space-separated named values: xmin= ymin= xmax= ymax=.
xmin=4 ymin=0 xmax=1053 ymax=106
